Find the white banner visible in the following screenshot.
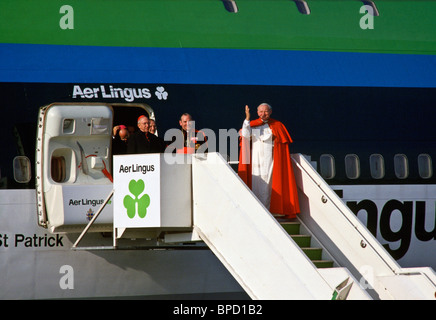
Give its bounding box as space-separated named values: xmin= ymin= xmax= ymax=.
xmin=113 ymin=154 xmax=161 ymax=228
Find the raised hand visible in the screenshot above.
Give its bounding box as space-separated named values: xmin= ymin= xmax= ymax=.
xmin=245 ymin=105 xmax=250 ymax=121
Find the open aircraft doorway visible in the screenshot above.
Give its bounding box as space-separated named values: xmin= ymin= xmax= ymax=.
xmin=35 ymin=102 xmax=155 ymax=233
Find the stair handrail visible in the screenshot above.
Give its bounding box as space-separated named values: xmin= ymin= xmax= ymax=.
xmin=291 ymin=153 xmax=402 ymax=273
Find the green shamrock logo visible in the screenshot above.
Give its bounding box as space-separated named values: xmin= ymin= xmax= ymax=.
xmin=123 ymin=179 xmax=150 ymax=218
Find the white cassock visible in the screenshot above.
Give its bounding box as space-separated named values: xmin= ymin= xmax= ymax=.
xmin=241 ymin=119 xmax=274 ymax=208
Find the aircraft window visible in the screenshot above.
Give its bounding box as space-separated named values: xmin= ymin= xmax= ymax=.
xmin=370 ymin=154 xmax=385 ymax=179
xmin=13 ymin=156 xmax=31 ymax=183
xmin=418 ymin=154 xmax=433 ymax=179
xmin=320 ymin=154 xmax=335 ymax=179
xmin=394 ymin=154 xmax=409 ymax=179
xmin=51 ymin=156 xmax=66 ymax=183
xmin=63 ymin=119 xmax=75 ymax=134
xmin=51 ymin=148 xmax=77 ymax=183
xmin=345 ymin=154 xmax=360 ymax=179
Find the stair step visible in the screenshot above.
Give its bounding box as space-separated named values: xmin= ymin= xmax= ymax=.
xmin=280 ymin=220 xmax=335 ymax=269
xmin=290 ymin=234 xmax=311 ymax=247
xmin=312 ymin=260 xmax=334 ymax=268
xmin=280 ymin=221 xmax=300 ymax=235
xmin=302 ymin=247 xmax=323 ymax=260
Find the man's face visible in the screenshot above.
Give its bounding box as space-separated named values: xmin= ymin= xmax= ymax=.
xmin=138 ymin=117 xmax=149 ymax=133
xmin=257 ymin=105 xmax=272 ymax=121
xmin=149 ymin=121 xmax=156 ymax=134
xmin=179 ymin=115 xmax=192 ymax=131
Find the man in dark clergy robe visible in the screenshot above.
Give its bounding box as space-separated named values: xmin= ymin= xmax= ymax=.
xmin=175 ymin=113 xmax=208 ymax=154
xmin=238 ymin=103 xmax=300 ymax=219
xmin=127 ymin=115 xmax=166 ymax=154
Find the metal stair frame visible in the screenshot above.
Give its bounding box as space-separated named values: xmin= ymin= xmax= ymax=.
xmin=292 ymin=153 xmax=436 ymax=300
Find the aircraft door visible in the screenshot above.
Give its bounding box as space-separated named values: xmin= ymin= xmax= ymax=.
xmin=35 ymin=103 xmax=114 ymax=233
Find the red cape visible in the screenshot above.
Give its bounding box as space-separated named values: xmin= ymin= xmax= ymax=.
xmin=238 ymin=118 xmax=300 ymax=218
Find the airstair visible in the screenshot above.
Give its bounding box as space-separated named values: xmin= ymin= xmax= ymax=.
xmin=186 ymin=152 xmax=436 ymax=300
xmin=74 ymin=152 xmax=436 ymax=300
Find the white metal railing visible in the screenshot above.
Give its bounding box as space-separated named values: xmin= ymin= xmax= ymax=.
xmin=291 ymin=153 xmax=436 ymax=299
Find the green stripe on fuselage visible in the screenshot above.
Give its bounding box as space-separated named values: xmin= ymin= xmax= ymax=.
xmin=1 ymin=0 xmax=436 ymax=54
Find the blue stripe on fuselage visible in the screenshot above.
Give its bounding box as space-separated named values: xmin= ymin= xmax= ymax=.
xmin=1 ymin=43 xmax=436 ymax=87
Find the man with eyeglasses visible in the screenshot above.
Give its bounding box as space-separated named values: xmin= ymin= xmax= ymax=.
xmin=127 ymin=115 xmax=166 ymax=154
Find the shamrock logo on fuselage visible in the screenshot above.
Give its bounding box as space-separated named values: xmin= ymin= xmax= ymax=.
xmin=155 ymin=86 xmax=168 ymax=100
xmin=123 ymin=179 xmax=150 ymax=218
